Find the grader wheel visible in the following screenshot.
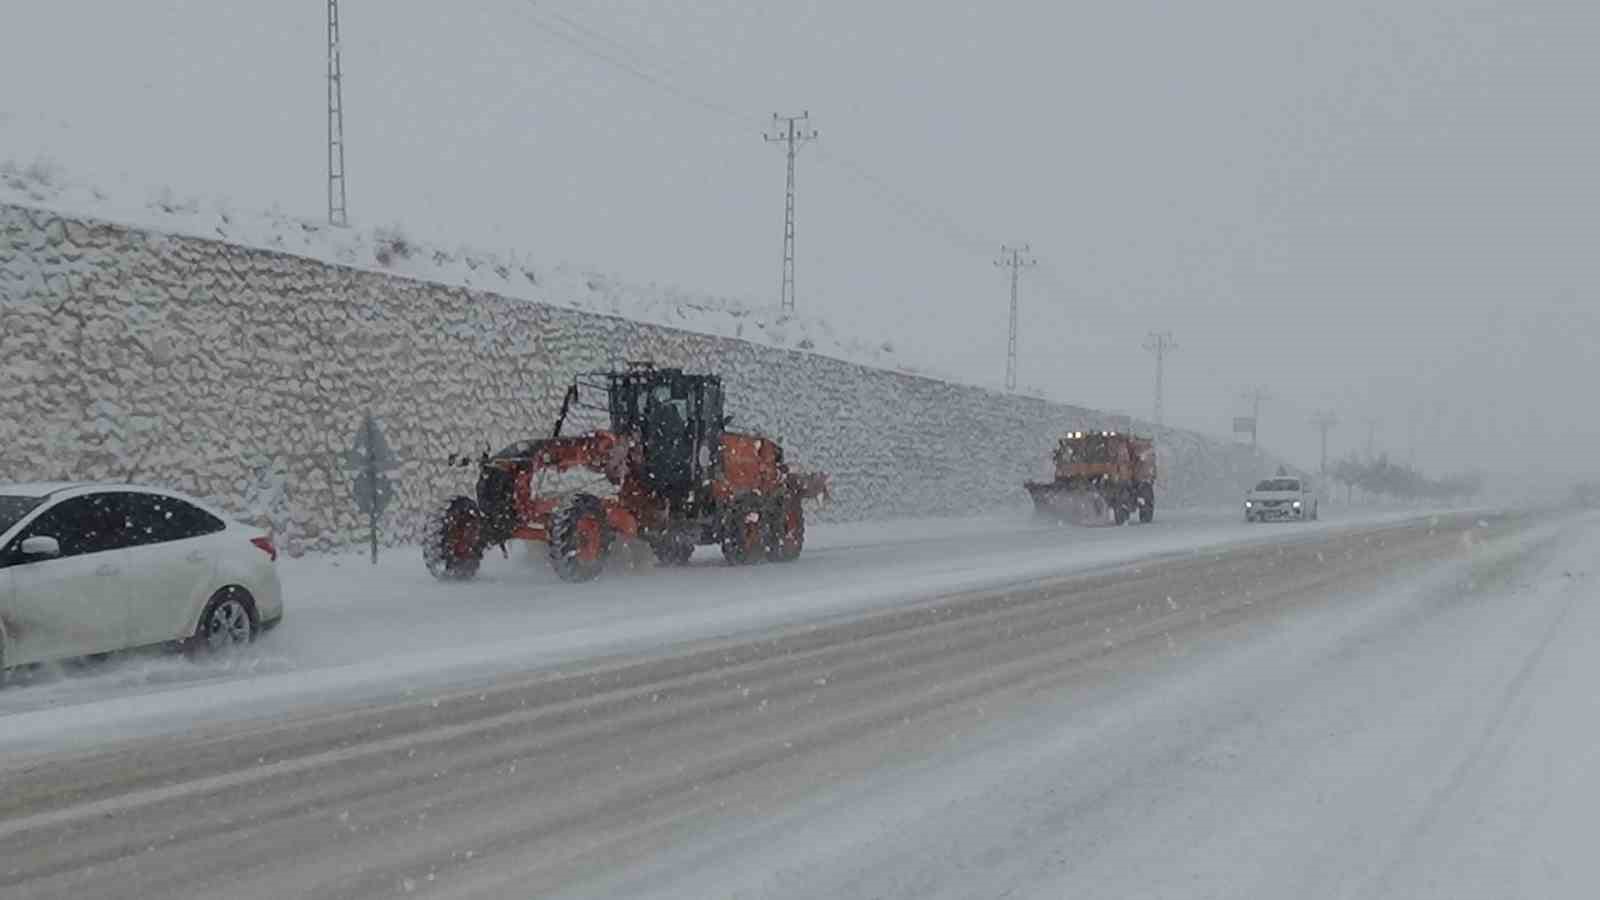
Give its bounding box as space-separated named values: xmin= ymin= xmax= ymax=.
xmin=767 ymin=494 xmax=805 ymax=562
xmin=649 ymin=531 xmax=696 ymax=566
xmin=549 ymin=494 xmax=612 ymax=582
xmin=721 ymin=495 xmax=768 ymax=566
xmin=423 ymin=496 xmax=483 ymax=581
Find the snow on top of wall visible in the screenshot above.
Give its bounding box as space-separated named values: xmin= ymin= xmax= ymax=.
xmin=3 ymin=158 xmax=1058 ymax=393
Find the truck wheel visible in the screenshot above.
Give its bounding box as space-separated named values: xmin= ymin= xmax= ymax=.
xmin=1113 ymin=502 xmax=1131 ymax=526
xmin=1138 ymin=486 xmax=1155 ymax=524
xmin=549 ymin=494 xmax=611 ymax=582
xmin=721 ymin=495 xmax=767 ymax=566
xmin=423 ymin=496 xmax=483 ymax=581
xmin=768 ymin=494 xmax=805 ymax=562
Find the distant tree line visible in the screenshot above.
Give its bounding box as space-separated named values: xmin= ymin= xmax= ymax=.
xmin=1327 ymin=454 xmax=1483 ymax=502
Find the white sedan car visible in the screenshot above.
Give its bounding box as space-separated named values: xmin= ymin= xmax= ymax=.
xmin=1244 ymin=476 xmax=1319 ymax=522
xmin=0 ymin=483 xmax=282 ymax=670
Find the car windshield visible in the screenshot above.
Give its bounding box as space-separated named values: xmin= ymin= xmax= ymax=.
xmin=0 ymin=495 xmax=45 ymax=535
xmin=1255 ymin=479 xmax=1300 ymax=492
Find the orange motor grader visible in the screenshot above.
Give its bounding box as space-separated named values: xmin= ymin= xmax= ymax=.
xmin=423 ymin=364 xmax=829 ymax=582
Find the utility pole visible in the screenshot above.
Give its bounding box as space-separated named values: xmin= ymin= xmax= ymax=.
xmin=1239 ymin=386 xmax=1271 ymax=449
xmin=1407 ymin=401 xmax=1423 ymax=468
xmin=1311 ymin=410 xmax=1339 ymax=474
xmin=763 ymin=112 xmax=817 ymax=312
xmin=994 ymin=244 xmax=1036 ymax=392
xmin=1143 ymin=331 xmax=1178 ymax=427
xmin=1361 ymin=416 xmax=1381 ymax=458
xmin=326 ymin=0 xmax=349 ymax=227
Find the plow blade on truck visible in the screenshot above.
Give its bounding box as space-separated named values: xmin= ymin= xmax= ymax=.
xmin=1025 ymin=480 xmax=1119 ymax=526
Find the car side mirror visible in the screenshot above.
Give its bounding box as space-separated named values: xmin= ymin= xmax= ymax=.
xmin=20 ymin=535 xmax=61 ymax=559
xmin=721 ymin=415 xmax=734 ymax=427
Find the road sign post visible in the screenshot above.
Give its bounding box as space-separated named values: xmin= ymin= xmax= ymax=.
xmin=343 ymin=414 xmax=399 ymax=564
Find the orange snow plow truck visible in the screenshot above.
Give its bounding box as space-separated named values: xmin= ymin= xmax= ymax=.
xmin=1025 ymin=430 xmax=1157 ymax=526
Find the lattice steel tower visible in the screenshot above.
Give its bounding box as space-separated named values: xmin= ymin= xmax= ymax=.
xmin=995 ymin=244 xmax=1036 ymax=392
xmin=327 ymin=0 xmax=349 ymax=227
xmin=1240 ymin=386 xmax=1272 ymax=449
xmin=1311 ymin=410 xmax=1339 ymax=473
xmin=764 ymin=112 xmax=817 ymax=312
xmin=1143 ymin=331 xmax=1178 ymax=427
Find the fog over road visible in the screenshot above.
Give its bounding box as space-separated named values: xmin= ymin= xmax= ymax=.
xmin=5 ymin=508 xmax=1598 ymax=899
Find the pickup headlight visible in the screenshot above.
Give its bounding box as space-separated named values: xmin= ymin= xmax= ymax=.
xmin=1292 ymin=501 xmax=1302 ymax=508
xmin=1244 ymin=500 xmax=1253 ymax=508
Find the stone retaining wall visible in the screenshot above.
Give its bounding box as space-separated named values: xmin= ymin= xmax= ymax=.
xmin=0 ymin=204 xmax=1274 ymax=555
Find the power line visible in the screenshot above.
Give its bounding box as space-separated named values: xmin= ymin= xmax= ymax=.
xmin=812 ymin=140 xmax=994 ymax=255
xmin=536 ymin=5 xmax=708 ymax=84
xmin=516 ymin=2 xmax=759 ymax=126
xmin=765 ymin=112 xmax=818 ymax=312
xmin=1143 ymin=331 xmax=1178 ymax=427
xmin=517 ymin=4 xmax=1000 ymax=263
xmin=995 ymin=244 xmax=1037 ymax=391
xmin=507 ymin=2 xmax=1026 ymax=319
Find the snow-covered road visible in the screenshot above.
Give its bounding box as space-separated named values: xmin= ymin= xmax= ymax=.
xmin=652 ymin=512 xmax=1600 ymax=900
xmin=5 ymin=507 xmax=1593 ymax=900
xmin=0 ymin=504 xmax=1449 ymax=747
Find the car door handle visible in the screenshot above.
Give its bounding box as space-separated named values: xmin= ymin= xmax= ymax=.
xmin=95 ymin=563 xmax=120 ymax=576
xmin=185 ymin=550 xmax=207 ymax=563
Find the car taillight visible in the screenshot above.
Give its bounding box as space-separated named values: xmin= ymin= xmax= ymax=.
xmin=250 ymin=536 xmax=277 ymax=562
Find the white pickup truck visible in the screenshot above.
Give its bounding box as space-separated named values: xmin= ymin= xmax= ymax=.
xmin=1244 ymin=476 xmax=1318 ymax=522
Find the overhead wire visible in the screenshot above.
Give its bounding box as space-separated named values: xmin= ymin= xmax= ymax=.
xmin=502 ymin=5 xmax=1178 ymax=417
xmin=515 ymin=1 xmax=1006 ymax=261
xmin=811 ymin=139 xmax=996 ymax=257
xmin=516 ymin=1 xmax=762 ymax=128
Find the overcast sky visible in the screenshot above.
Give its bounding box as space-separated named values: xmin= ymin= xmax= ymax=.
xmin=3 ymin=0 xmax=1594 ymax=478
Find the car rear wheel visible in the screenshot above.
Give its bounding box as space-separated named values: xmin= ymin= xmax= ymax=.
xmin=188 ymin=588 xmax=256 ymax=658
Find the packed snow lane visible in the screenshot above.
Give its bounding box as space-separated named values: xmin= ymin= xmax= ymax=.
xmin=4 ymin=509 xmax=1590 ymax=900
xmin=0 ymin=505 xmax=1452 ymax=736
